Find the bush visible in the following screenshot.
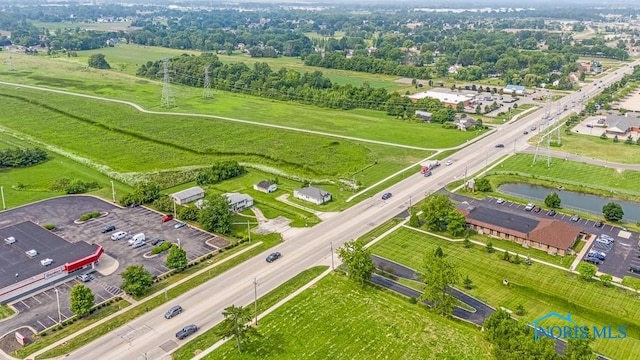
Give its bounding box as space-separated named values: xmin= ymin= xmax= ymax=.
xmin=151 ymin=242 xmax=174 ymax=255
xmin=178 ymin=205 xmax=200 ymax=221
xmin=79 ymin=211 xmax=101 ymax=221
xmin=43 ymin=224 xmax=56 ymax=230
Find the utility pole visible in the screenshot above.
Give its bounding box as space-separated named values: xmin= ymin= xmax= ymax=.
xmin=247 ymin=220 xmax=251 ymax=242
xmin=253 ymin=278 xmax=258 ymax=325
xmin=203 ymin=64 xmax=213 ymax=99
xmin=160 ymin=58 xmax=175 ymax=108
xmin=110 ymin=180 xmax=116 ymax=202
xmin=173 ymin=200 xmax=177 ymax=218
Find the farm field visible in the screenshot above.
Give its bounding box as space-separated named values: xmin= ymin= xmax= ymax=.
xmin=0 ymin=53 xmax=479 ymax=149
xmin=207 ymin=273 xmax=492 ymax=360
xmin=371 ymin=227 xmax=640 ymax=360
xmin=0 ymin=132 xmax=131 ymax=208
xmin=488 ymin=153 xmax=640 ymax=196
xmin=0 ymin=84 xmax=428 ymax=190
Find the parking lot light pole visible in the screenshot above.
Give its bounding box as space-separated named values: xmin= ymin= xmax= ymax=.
xmin=54 ymin=288 xmax=61 ymax=324
xmin=110 ymin=181 xmax=116 ymax=202
xmin=177 ymin=238 xmax=181 ymax=248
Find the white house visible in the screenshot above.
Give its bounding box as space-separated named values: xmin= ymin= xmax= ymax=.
xmin=171 ymin=186 xmax=205 ymax=205
xmin=253 ymin=181 xmax=277 ymax=193
xmin=293 ymin=186 xmax=332 ymax=205
xmin=223 ymin=192 xmax=254 ymax=212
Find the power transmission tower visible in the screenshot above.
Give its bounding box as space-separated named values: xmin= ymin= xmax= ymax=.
xmin=203 ymin=64 xmax=213 ymax=99
xmin=6 ymin=47 xmax=13 ymax=71
xmin=532 ymin=91 xmax=553 ymax=168
xmin=160 ymin=59 xmax=175 ymax=108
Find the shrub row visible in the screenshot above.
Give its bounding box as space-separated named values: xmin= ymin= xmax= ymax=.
xmin=41 ymin=297 xmax=122 ymax=336
xmin=79 ymin=211 xmax=101 ymax=222
xmin=151 ymin=242 xmax=173 ymax=255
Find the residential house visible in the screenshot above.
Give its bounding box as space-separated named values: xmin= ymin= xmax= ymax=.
xmin=452 ymin=118 xmax=477 ymax=131
xmin=503 ymin=84 xmax=527 ymax=95
xmin=414 ymin=110 xmax=432 ymax=122
xmin=604 ymin=113 xmax=640 ymax=136
xmin=448 ymin=64 xmax=463 ymax=74
xmin=253 ymin=181 xmax=278 ymax=193
xmin=294 ymin=186 xmax=332 ymax=205
xmin=223 ymin=192 xmax=254 ymax=212
xmin=171 ymin=186 xmax=205 ymax=205
xmin=458 ymin=205 xmax=582 ymax=256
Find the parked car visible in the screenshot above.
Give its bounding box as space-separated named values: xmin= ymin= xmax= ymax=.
xmin=132 ymin=240 xmax=146 ymax=248
xmin=129 ymin=233 xmax=145 ymax=245
xmin=77 ymin=274 xmax=91 ymax=282
xmin=547 ymin=209 xmax=557 ymax=216
xmin=630 ymin=265 xmax=640 ymax=274
xmin=588 ymin=251 xmax=606 ymax=261
xmin=584 ymin=257 xmax=602 ymax=265
xmin=599 ymin=234 xmax=614 ymax=242
xmin=110 ymin=231 xmax=127 ymax=241
xmin=594 ymin=221 xmax=604 ymax=228
xmin=495 ymin=144 xmax=505 ymax=148
xmin=101 ymin=225 xmax=116 ymax=233
xmin=165 ymin=305 xmax=183 ymax=319
xmin=524 ymin=203 xmax=535 ymax=211
xmin=595 ymin=237 xmax=613 ymax=245
xmin=266 ymin=252 xmax=282 ymax=263
xmin=445 ymin=160 xmax=453 ymax=166
xmin=533 ymin=207 xmax=542 ymax=213
xmin=129 ymin=202 xmax=140 ymax=208
xmin=570 ymin=215 xmax=580 ymax=222
xmin=175 ymin=325 xmax=198 ymax=340
xmin=162 ymin=214 xmax=174 ymax=222
xmin=151 ymin=239 xmax=165 ymax=246
xmin=174 ymin=222 xmax=187 ymax=229
xmin=381 ymin=192 xmax=392 ymax=200
xmin=496 ymin=198 xmax=505 ymax=204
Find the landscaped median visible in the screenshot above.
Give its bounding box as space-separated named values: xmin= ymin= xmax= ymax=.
xmin=22 ymin=233 xmax=281 ymax=360
xmin=172 ymin=266 xmax=329 ymax=360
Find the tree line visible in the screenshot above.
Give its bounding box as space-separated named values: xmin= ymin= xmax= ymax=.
xmin=136 ymin=54 xmax=452 ymax=117
xmin=196 ymin=161 xmax=246 ymax=186
xmin=0 ymin=147 xmax=47 ymax=168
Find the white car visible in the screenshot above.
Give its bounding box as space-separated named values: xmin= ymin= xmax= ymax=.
xmin=524 ymin=203 xmax=535 ymax=211
xmin=445 ymin=160 xmax=453 ymax=166
xmin=111 ymin=231 xmax=127 ymax=240
xmin=595 ymin=237 xmax=613 ymax=245
xmin=496 ymin=198 xmax=505 ymax=204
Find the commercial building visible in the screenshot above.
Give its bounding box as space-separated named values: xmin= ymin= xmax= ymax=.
xmin=406 ymin=91 xmax=474 ymax=108
xmin=0 ymin=221 xmax=103 ymax=304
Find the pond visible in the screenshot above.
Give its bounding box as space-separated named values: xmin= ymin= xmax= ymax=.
xmin=498 ymin=183 xmax=640 ymax=222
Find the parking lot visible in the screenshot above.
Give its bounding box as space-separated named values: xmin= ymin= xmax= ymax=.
xmin=0 ymin=195 xmax=229 ymax=339
xmin=453 ymin=194 xmax=640 ymax=280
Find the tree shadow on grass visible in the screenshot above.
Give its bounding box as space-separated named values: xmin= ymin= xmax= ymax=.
xmin=241 ymin=332 xmax=287 ymax=358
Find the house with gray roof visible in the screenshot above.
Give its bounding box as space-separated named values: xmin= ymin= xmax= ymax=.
xmin=253 ymin=180 xmax=277 ymax=193
xmin=604 ymin=113 xmax=640 ymax=136
xmin=452 ymin=118 xmax=477 ymax=131
xmin=293 ymin=186 xmax=332 ymax=205
xmin=223 ymin=192 xmax=254 ymax=212
xmin=171 ymin=186 xmax=205 ymax=205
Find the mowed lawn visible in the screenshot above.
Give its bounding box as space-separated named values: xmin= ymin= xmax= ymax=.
xmin=1 ymin=52 xmax=479 ymax=149
xmin=557 ymin=133 xmax=640 ymax=165
xmin=207 ymin=274 xmax=492 ymax=360
xmin=0 ymin=85 xmax=429 ymax=187
xmin=370 ymin=227 xmax=640 ymax=360
xmin=0 ymin=133 xmax=131 ymax=207
xmin=492 ymin=153 xmax=640 ymax=195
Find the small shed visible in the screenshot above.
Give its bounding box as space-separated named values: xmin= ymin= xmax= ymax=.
xmin=415 ymin=110 xmax=432 ymax=122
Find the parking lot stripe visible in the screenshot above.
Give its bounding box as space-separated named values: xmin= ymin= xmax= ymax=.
xmin=32 ymin=295 xmax=42 ymax=304
xmin=37 ymin=320 xmax=47 ymax=330
xmin=42 ymin=291 xmax=54 ymax=300
xmin=20 ymin=300 xmax=30 ymax=309
xmin=47 ymin=315 xmax=58 ymax=324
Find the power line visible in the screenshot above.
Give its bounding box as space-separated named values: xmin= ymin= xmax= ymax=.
xmin=203 ymin=64 xmax=213 ymax=100
xmin=160 ymin=59 xmax=175 ymax=108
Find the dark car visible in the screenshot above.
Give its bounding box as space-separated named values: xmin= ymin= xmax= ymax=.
xmin=547 ymin=209 xmax=557 ymax=217
xmin=630 ymin=265 xmax=640 ymax=274
xmin=101 ymin=225 xmax=116 ymax=234
xmin=129 ymin=202 xmax=140 ymax=208
xmin=523 ymin=131 xmax=529 ymax=135
xmin=381 ymin=192 xmax=392 ymax=200
xmin=151 ymin=239 xmax=165 ymax=246
xmin=584 ymin=257 xmax=602 ymax=265
xmin=165 ymin=305 xmax=183 ymax=319
xmin=423 ymin=171 xmax=432 ymax=177
xmin=533 ymin=207 xmax=542 ymax=213
xmin=588 ymin=251 xmax=606 ymax=261
xmin=594 ymin=221 xmax=604 ymax=228
xmin=175 ymin=324 xmax=198 ymax=339
xmin=266 ymin=252 xmax=282 ymax=263
xmin=495 ymin=144 xmax=505 ymax=148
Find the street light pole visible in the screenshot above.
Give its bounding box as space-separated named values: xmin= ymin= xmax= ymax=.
xmin=0 ymin=186 xmax=5 ymax=210
xmin=253 ymin=278 xmax=258 ymax=326
xmin=247 ymin=220 xmax=251 ymax=243
xmin=110 ymin=181 xmax=116 ymax=202
xmin=54 ymin=288 xmax=61 ymax=324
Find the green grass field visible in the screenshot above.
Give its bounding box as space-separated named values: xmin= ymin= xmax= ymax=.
xmin=557 ymin=133 xmax=640 ymax=165
xmin=370 ymin=227 xmax=640 ymax=360
xmin=490 ymin=153 xmax=640 ymax=197
xmin=207 ymin=273 xmax=492 ymax=360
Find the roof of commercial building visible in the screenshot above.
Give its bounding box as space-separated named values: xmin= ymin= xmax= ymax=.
xmin=505 ymin=84 xmax=526 ymax=91
xmin=407 ymin=91 xmax=473 ymax=104
xmin=171 ymin=186 xmax=205 ymax=201
xmin=606 ymin=114 xmax=640 ymax=132
xmin=465 ymin=206 xmax=539 ymax=235
xmin=529 ymin=219 xmax=582 ymax=250
xmin=0 ymin=221 xmax=100 ymax=289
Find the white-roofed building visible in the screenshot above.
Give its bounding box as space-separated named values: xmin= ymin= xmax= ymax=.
xmin=406 ymin=91 xmax=474 ymax=108
xmin=171 ymin=186 xmax=205 ymax=205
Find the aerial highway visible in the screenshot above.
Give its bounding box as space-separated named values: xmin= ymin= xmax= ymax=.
xmin=61 ymin=60 xmax=640 ymax=360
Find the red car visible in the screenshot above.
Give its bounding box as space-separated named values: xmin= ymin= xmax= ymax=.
xmin=162 ymin=214 xmax=173 ymax=222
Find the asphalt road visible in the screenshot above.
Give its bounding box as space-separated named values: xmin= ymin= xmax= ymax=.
xmin=50 ymin=61 xmax=640 ymax=360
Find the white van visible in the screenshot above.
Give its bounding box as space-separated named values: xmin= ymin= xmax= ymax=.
xmin=128 ymin=233 xmax=145 ymax=245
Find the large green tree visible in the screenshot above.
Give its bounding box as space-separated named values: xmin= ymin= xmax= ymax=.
xmin=198 ymin=195 xmax=233 ymax=234
xmin=70 ymin=284 xmax=94 ymax=317
xmin=419 ymin=246 xmax=459 ymax=316
xmin=475 ymin=178 xmax=492 ymax=192
xmin=88 ymin=53 xmax=111 ymax=69
xmin=217 ymin=305 xmax=259 ymax=353
xmin=577 ymin=262 xmax=597 ymax=281
xmin=120 ymin=265 xmax=153 ymax=297
xmin=564 ymin=332 xmax=596 ymax=360
xmin=446 ymin=210 xmax=467 ymax=236
xmin=544 ymin=192 xmax=561 ymax=208
xmin=602 ymin=202 xmax=624 ymax=222
xmin=422 ymin=194 xmax=454 ymax=231
xmin=338 ymin=240 xmax=375 ymax=287
xmin=166 ymin=245 xmax=188 ymax=271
